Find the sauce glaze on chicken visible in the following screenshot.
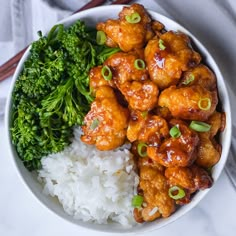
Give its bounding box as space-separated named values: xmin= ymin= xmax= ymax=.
xmin=81 ymin=3 xmax=225 ymax=223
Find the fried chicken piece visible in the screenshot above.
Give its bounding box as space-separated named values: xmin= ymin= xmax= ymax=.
xmin=206 ymin=111 xmax=225 ymax=137
xmin=144 ymin=31 xmax=201 ymax=89
xmin=97 ymin=4 xmax=154 ymax=52
xmin=105 ymin=51 xmax=159 ymax=111
xmin=137 ymin=156 xmax=165 ymax=173
xmin=147 ymin=120 xmax=199 ymax=167
xmin=180 ymin=64 xmax=217 ymax=91
xmin=127 ymin=111 xmax=169 ymax=145
xmin=154 ymin=106 xmax=173 ymax=121
xmin=127 ymin=110 xmax=148 ymax=142
xmin=135 ymin=166 xmax=175 ymax=221
xmin=89 ymin=66 xmax=115 ymax=95
xmin=81 ymin=86 xmax=129 ymax=150
xmin=164 ymin=165 xmax=213 ymax=205
xmin=119 ymin=80 xmax=159 ymax=111
xmin=196 ymin=112 xmax=224 ymax=168
xmin=151 ymin=21 xmax=165 ymax=36
xmin=138 ymin=115 xmax=169 ymax=145
xmin=105 ymin=50 xmax=148 ymax=84
xmin=158 ymin=85 xmax=218 ymax=121
xmin=131 ymin=141 xmax=165 ymax=172
xmin=197 ymin=136 xmax=221 ymax=168
xmin=165 ymin=165 xmax=213 ymax=193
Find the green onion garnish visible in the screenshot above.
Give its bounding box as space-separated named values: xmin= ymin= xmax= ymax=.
xmin=159 ymin=39 xmax=166 ymax=50
xmin=96 ymin=31 xmax=107 ymax=45
xmin=134 ymin=59 xmax=145 ymax=70
xmin=101 ymin=65 xmax=112 ymax=81
xmin=141 ymin=111 xmax=148 ymax=118
xmin=125 ymin=12 xmax=141 ymax=24
xmin=90 ymin=118 xmax=100 ymax=130
xmin=198 ymin=98 xmax=211 ymax=111
xmin=169 ymin=125 xmax=181 ymax=138
xmin=168 ymin=186 xmax=185 ymax=200
xmin=132 ymin=195 xmax=144 ymax=207
xmin=183 ymin=73 xmax=195 ymax=85
xmin=137 ymin=142 xmax=148 ymax=157
xmin=189 ymin=121 xmax=211 ymax=132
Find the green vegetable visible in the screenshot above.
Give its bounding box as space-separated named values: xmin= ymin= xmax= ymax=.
xmin=125 ymin=12 xmax=141 ymax=24
xmin=198 ymin=98 xmax=211 ymax=111
xmin=169 ymin=125 xmax=181 ymax=138
xmin=183 ymin=73 xmax=195 ymax=85
xmin=189 ymin=121 xmax=211 ymax=132
xmin=96 ymin=47 xmax=121 ymax=65
xmin=132 ymin=195 xmax=144 ymax=207
xmin=134 ymin=59 xmax=145 ymax=70
xmin=159 ymin=39 xmax=166 ymax=50
xmin=11 ymin=20 xmax=120 ymax=171
xmin=137 ymin=142 xmax=148 ymax=157
xmin=90 ymin=118 xmax=100 ymax=130
xmin=101 ymin=65 xmax=112 ymax=81
xmin=168 ymin=186 xmax=185 ymax=200
xmin=96 ymin=31 xmax=106 ymax=45
xmin=141 ymin=111 xmax=148 ymax=118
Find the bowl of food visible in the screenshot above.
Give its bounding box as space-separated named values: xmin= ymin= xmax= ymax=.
xmin=5 ymin=3 xmax=232 ymax=233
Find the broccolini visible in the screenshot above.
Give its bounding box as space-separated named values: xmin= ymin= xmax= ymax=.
xmin=11 ymin=20 xmax=119 ymax=171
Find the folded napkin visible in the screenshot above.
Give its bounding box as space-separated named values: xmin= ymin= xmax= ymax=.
xmin=0 ymin=0 xmax=236 ymax=186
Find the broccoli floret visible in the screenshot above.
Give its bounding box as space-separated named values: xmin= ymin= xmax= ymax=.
xmin=11 ymin=20 xmax=120 ymax=171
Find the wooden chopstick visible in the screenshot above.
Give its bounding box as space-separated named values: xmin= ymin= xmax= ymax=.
xmin=0 ymin=0 xmax=133 ymax=82
xmin=74 ymin=0 xmax=106 ymax=13
xmin=112 ymin=0 xmax=134 ymax=4
xmin=0 ymin=47 xmax=27 ymax=81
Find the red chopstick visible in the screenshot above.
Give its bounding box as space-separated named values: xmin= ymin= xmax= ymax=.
xmin=73 ymin=0 xmax=106 ymax=13
xmin=112 ymin=0 xmax=134 ymax=4
xmin=0 ymin=0 xmax=133 ymax=82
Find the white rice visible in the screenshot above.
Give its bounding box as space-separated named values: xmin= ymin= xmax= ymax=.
xmin=38 ymin=127 xmax=139 ymax=227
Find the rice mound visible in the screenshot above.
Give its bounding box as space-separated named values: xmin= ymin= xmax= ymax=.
xmin=38 ymin=127 xmax=139 ymax=227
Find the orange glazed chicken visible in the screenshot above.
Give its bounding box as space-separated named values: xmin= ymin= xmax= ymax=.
xmin=147 ymin=119 xmax=199 ymax=167
xmin=81 ymin=86 xmax=129 ymax=150
xmin=97 ymin=4 xmax=154 ymax=52
xmin=104 ymin=51 xmax=159 ymax=111
xmin=80 ymin=3 xmax=225 ymax=224
xmin=144 ymin=31 xmax=201 ymax=89
xmin=134 ymin=165 xmax=175 ymax=222
xmin=158 ymin=85 xmax=218 ymax=121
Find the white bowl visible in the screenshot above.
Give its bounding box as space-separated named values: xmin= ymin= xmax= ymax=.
xmin=5 ymin=5 xmax=232 ymax=234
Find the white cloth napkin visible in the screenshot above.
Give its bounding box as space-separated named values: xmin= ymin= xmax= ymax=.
xmin=0 ymin=0 xmax=236 ymax=184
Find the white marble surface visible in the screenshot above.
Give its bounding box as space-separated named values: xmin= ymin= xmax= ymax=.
xmin=1 ymin=0 xmax=236 ymax=235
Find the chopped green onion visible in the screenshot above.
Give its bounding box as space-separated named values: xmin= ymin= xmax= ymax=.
xmin=169 ymin=125 xmax=181 ymax=138
xmin=96 ymin=31 xmax=106 ymax=45
xmin=101 ymin=65 xmax=112 ymax=81
xmin=183 ymin=73 xmax=195 ymax=85
xmin=159 ymin=39 xmax=166 ymax=50
xmin=189 ymin=121 xmax=211 ymax=132
xmin=168 ymin=186 xmax=185 ymax=200
xmin=132 ymin=195 xmax=144 ymax=207
xmin=125 ymin=12 xmax=141 ymax=24
xmin=90 ymin=118 xmax=100 ymax=130
xmin=137 ymin=142 xmax=148 ymax=157
xmin=206 ymin=166 xmax=213 ymax=174
xmin=198 ymin=98 xmax=211 ymax=111
xmin=141 ymin=111 xmax=148 ymax=118
xmin=134 ymin=59 xmax=145 ymax=70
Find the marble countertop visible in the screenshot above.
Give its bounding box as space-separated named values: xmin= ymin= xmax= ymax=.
xmin=1 ymin=0 xmax=236 ymax=235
